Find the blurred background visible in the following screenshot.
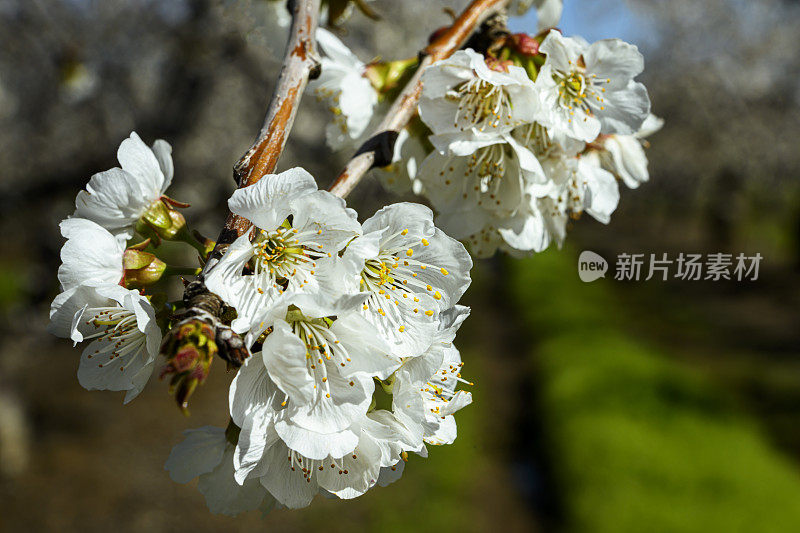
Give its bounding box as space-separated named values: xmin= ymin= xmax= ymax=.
xmin=1 ymin=0 xmax=800 ymax=531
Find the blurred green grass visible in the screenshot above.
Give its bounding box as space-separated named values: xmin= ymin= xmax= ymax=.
xmin=0 ymin=261 xmax=25 ymax=313
xmin=510 ymin=249 xmax=800 ymax=532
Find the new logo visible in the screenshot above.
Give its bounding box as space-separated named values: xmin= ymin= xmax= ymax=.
xmin=578 ymin=251 xmax=608 ymax=282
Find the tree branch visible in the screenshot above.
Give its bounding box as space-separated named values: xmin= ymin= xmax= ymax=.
xmin=327 ymin=0 xmax=510 ymax=198
xmin=160 ymin=0 xmax=321 ymax=407
xmin=209 ymin=0 xmax=322 ymax=269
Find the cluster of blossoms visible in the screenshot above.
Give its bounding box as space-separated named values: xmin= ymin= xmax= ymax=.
xmin=48 ymin=133 xmax=180 ymax=403
xmin=49 ymin=136 xmax=472 ymax=514
xmin=48 ymin=0 xmax=661 ymax=519
xmin=312 ymin=2 xmax=662 ymax=257
xmin=168 ymin=169 xmax=473 ymax=513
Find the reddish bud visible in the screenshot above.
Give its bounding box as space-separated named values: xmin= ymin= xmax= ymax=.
xmin=511 ymin=33 xmax=540 ymax=56
xmin=159 ymin=320 xmax=216 ymax=414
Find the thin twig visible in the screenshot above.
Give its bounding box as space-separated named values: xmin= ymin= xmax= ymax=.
xmin=327 ymin=0 xmax=510 ymax=198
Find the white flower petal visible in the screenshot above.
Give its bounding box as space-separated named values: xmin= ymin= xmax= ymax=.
xmin=48 ymin=285 xmax=108 ymax=343
xmin=329 ymin=313 xmax=399 ymax=379
xmin=73 ymin=168 xmax=147 ymax=236
xmin=377 ymin=459 xmax=404 ymax=487
xmin=592 ymin=80 xmax=651 ymax=135
xmin=229 ymin=353 xmax=282 ymax=428
xmin=280 ymin=371 xmax=372 ymax=435
xmin=150 ymin=139 xmax=174 ymax=191
xmin=262 ymin=320 xmax=317 ymax=405
xmin=227 ymin=167 xmax=318 ymax=230
xmin=117 ymin=131 xmax=166 ymax=200
xmin=233 ymin=423 xmax=279 ymax=484
xmin=273 ymin=420 xmax=359 ymax=461
xmin=580 ymin=156 xmax=620 ymax=223
xmin=315 ymin=432 xmax=382 ymax=499
xmin=583 ymin=39 xmax=645 ymax=89
xmin=260 ymin=442 xmax=318 ymax=509
xmin=57 ymin=218 xmax=125 ymax=290
xmin=316 ymin=28 xmax=363 ymax=69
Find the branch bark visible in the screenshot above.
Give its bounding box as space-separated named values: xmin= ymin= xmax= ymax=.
xmin=209 ymin=0 xmax=322 ymax=270
xmin=327 ymin=0 xmax=510 ymax=198
xmin=160 ymin=0 xmax=321 ymax=401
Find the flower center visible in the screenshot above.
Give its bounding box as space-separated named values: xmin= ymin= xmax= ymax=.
xmin=314 ymin=87 xmax=348 ymax=134
xmin=517 ymin=122 xmax=553 ymax=156
xmin=256 ymin=232 xmax=304 ymax=269
xmin=283 ymin=310 xmax=355 ymax=406
xmin=361 ymin=258 xmax=392 ymax=286
xmin=552 ymin=67 xmax=609 ymax=117
xmin=452 ymin=77 xmax=513 ymax=132
xmin=250 ymin=222 xmax=326 ymax=294
xmin=358 ymin=230 xmax=451 ymax=332
xmin=467 ymin=144 xmax=507 ymax=193
xmin=83 ymin=306 xmax=146 ymax=370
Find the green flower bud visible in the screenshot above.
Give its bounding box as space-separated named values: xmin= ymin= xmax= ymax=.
xmin=136 ymin=197 xmax=192 ymax=244
xmin=122 ymin=248 xmax=166 ymax=288
xmin=364 ymin=57 xmax=419 ymax=98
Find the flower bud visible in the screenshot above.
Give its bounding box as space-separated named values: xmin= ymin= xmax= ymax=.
xmin=137 ymin=198 xmax=190 ymax=243
xmin=141 ymin=199 xmax=172 ymax=230
xmin=364 ymin=57 xmax=418 ymax=96
xmin=159 ymin=321 xmax=216 ymax=414
xmin=510 ymin=33 xmax=540 ymax=56
xmin=122 ymin=248 xmax=166 ymax=288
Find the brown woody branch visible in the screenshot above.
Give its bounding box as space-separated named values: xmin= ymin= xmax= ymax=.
xmin=160 ymin=0 xmax=321 ymax=410
xmin=327 ymin=0 xmax=510 ymax=198
xmin=210 ymin=0 xmax=322 ymax=268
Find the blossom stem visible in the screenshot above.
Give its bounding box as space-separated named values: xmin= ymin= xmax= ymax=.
xmin=174 ymin=225 xmax=211 ymax=258
xmin=327 ymin=0 xmax=511 ymax=198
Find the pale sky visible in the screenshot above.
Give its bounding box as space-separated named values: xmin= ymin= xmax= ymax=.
xmin=507 ymin=0 xmax=661 ymax=49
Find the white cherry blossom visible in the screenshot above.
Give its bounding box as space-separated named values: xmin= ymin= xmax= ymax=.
xmin=204 ymin=168 xmax=362 ymax=341
xmin=228 ymin=292 xmax=397 ymax=470
xmin=48 ymin=283 xmax=161 ymax=403
xmin=539 ymin=149 xmax=620 ymax=229
xmin=310 ymin=28 xmax=378 ymax=151
xmin=375 ymin=306 xmax=473 ymax=457
xmin=419 ymin=49 xmax=540 ymax=139
xmin=241 ymin=420 xmax=387 ymax=509
xmin=228 ymin=364 xmax=406 ymax=508
xmin=336 ymin=202 xmax=472 ymax=362
xmin=463 ymin=191 xmax=558 ymax=258
xmin=417 ymin=132 xmax=545 ymax=242
xmin=535 ymin=30 xmax=651 ymax=142
xmin=73 ymin=132 xmax=174 ymax=238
